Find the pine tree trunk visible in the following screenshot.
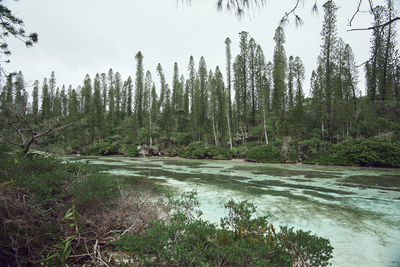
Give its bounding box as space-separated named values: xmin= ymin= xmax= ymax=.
xmin=149 ymin=111 xmax=152 ymax=146
xmin=212 ymin=111 xmax=218 ymax=146
xmin=226 ymin=109 xmax=232 ymax=149
xmin=262 ymin=104 xmax=269 ymax=145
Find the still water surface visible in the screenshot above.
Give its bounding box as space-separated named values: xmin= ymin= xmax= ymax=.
xmin=65 ymin=156 xmax=400 ymax=267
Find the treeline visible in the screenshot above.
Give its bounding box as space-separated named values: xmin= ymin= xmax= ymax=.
xmin=1 ymin=0 xmax=399 ymax=165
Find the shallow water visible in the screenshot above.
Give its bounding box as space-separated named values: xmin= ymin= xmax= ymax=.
xmin=64 ymin=156 xmax=400 ymax=267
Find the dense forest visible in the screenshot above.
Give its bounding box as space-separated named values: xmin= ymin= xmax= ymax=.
xmin=1 ymin=1 xmax=400 ymax=167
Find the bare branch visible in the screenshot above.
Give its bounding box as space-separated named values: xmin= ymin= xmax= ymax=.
xmin=348 ymin=0 xmax=363 ymax=27
xmin=348 ymin=16 xmax=400 ymax=31
xmin=280 ymin=0 xmax=302 ymax=27
xmin=0 ymin=133 xmax=23 ymax=147
xmin=0 ymin=107 xmax=74 ymax=154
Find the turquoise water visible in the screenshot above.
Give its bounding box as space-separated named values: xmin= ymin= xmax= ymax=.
xmin=65 ymin=156 xmax=400 ymax=267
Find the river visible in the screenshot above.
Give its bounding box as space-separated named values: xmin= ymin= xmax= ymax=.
xmin=65 ymin=156 xmax=400 ymax=267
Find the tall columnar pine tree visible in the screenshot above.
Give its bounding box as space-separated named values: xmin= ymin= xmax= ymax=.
xmin=49 ymin=71 xmax=56 ymax=115
xmin=333 ymin=39 xmax=359 ymax=137
xmin=150 ymin=83 xmax=158 ymax=146
xmin=125 ymin=76 xmax=133 ymax=117
xmin=255 ymin=45 xmax=269 ymax=144
xmin=233 ymin=55 xmax=243 ymax=138
xmin=272 ymin=26 xmax=287 ymax=128
xmin=14 ymin=71 xmax=26 ymax=111
xmin=287 ymin=56 xmax=295 ymax=115
xmin=161 ymin=84 xmax=172 ymax=146
xmin=198 ymin=56 xmax=208 ymax=141
xmin=1 ymin=74 xmax=14 ymax=117
xmin=157 ymin=63 xmax=166 ymax=112
xmin=144 ymin=70 xmax=153 ymax=141
xmin=311 ymin=63 xmax=326 ymax=141
xmin=188 ymin=56 xmax=197 ymax=137
xmin=209 ymin=70 xmax=218 ymax=145
xmin=81 ymin=74 xmax=93 ymax=144
xmin=225 ymin=37 xmax=232 ymax=131
xmin=292 ymin=56 xmax=305 ymax=138
xmin=41 ymin=78 xmax=51 ymax=120
xmin=61 ymin=85 xmax=68 ymax=117
xmin=238 ymin=31 xmax=249 ymax=132
xmin=114 ymin=72 xmax=122 ymax=122
xmin=320 ymin=0 xmax=338 ymax=142
xmin=101 ymin=73 xmax=108 ymax=112
xmin=214 ymin=66 xmax=226 ymax=143
xmin=379 ymin=0 xmax=397 ymax=103
xmin=32 ymin=80 xmax=39 ymax=117
xmin=107 ymin=68 xmax=115 ymax=129
xmin=248 ymin=37 xmax=257 ymax=127
xmin=172 ymin=62 xmax=183 ymax=112
xmin=365 ymin=6 xmax=385 ymax=102
xmin=121 ymin=78 xmax=127 ymax=118
xmin=68 ymin=88 xmax=79 ymax=121
xmin=53 ymin=87 xmax=62 ymax=117
xmin=177 ymin=74 xmax=188 ymax=133
xmin=93 ymin=73 xmax=104 ymax=140
xmin=82 ymin=74 xmax=92 ymax=117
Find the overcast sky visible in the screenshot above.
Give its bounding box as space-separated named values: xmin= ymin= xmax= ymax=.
xmin=3 ymin=0 xmax=400 ymax=97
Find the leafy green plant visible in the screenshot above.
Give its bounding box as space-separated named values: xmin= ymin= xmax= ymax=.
xmin=113 ymin=193 xmax=333 ymax=266
xmin=124 ymin=145 xmax=139 ymax=157
xmin=245 ymin=144 xmax=283 ymax=162
xmin=179 ymin=141 xmax=209 ymax=159
xmin=72 ymin=172 xmax=120 ymax=204
xmin=82 ymin=142 xmax=119 ymax=155
xmin=38 ymin=205 xmax=82 ymax=266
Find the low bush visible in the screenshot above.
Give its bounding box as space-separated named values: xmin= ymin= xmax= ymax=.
xmin=166 ymin=148 xmax=178 ymax=157
xmin=124 ymin=145 xmax=139 ymax=157
xmin=245 ymin=143 xmax=284 ymax=163
xmin=208 ymin=146 xmax=233 ymax=160
xmin=307 ymin=136 xmax=400 ymax=167
xmin=82 ymin=142 xmax=119 ymax=155
xmin=231 ymin=145 xmax=248 ymax=158
xmin=0 ymin=152 xmax=167 ymax=266
xmin=179 ymin=142 xmax=233 ymax=160
xmin=72 ymin=172 xmax=120 ymax=204
xmin=179 ymin=141 xmax=209 ymax=159
xmin=113 ymin=192 xmax=333 ymax=266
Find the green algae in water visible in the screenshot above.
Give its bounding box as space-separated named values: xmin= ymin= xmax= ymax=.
xmin=63 ymin=156 xmax=400 ymax=267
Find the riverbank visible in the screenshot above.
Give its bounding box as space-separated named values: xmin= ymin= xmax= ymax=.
xmin=67 ymin=153 xmax=400 ymax=170
xmin=72 ymin=136 xmax=400 ymax=168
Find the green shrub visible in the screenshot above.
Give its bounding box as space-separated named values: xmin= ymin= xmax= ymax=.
xmin=179 ymin=141 xmax=209 ymax=159
xmin=113 ymin=193 xmax=333 ymax=267
xmin=231 ymin=146 xmax=248 ymax=158
xmin=124 ymin=145 xmax=139 ymax=157
xmin=341 ymin=137 xmax=400 ymax=167
xmin=82 ymin=142 xmax=119 ymax=155
xmin=245 ymin=144 xmax=283 ymax=163
xmin=166 ymin=148 xmax=177 ymax=157
xmin=0 ymin=155 xmax=72 ymax=206
xmin=307 ymin=136 xmax=400 ymax=167
xmin=208 ymin=146 xmax=233 ymax=160
xmin=72 ymin=172 xmax=120 ymax=204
